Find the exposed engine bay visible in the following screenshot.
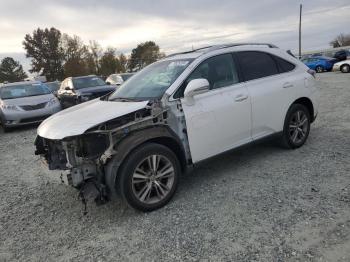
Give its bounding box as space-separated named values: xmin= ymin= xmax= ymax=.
xmin=34 ymin=99 xmax=191 ymax=209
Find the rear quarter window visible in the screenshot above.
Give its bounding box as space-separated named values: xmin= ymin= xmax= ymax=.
xmin=272 ymin=55 xmax=296 ymax=73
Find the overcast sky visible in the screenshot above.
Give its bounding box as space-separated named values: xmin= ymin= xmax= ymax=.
xmin=0 ymin=0 xmax=349 ymax=71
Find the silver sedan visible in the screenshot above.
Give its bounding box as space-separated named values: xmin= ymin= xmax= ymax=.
xmin=0 ymin=81 xmax=61 ymax=132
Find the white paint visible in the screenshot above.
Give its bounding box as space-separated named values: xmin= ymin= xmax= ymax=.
xmin=181 ymin=82 xmax=251 ymax=162
xmin=37 ymin=99 xmax=149 ymax=140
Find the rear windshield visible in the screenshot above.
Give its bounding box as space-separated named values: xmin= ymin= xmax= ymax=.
xmin=0 ymin=83 xmax=51 ymax=99
xmin=73 ymin=77 xmax=106 ymax=89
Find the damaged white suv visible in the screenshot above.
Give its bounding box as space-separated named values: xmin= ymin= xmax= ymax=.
xmin=35 ymin=43 xmax=319 ymax=212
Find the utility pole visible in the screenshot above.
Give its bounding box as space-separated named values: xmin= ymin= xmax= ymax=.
xmin=299 ymin=4 xmax=302 ymax=59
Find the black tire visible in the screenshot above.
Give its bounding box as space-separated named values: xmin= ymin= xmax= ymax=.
xmin=117 ymin=143 xmax=180 ymax=212
xmin=315 ymin=66 xmax=323 ymax=73
xmin=281 ymin=104 xmax=311 ymax=149
xmin=0 ymin=116 xmax=9 ymax=133
xmin=341 ymin=64 xmax=350 ymax=73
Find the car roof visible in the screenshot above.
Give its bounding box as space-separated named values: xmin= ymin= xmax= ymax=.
xmin=1 ymin=81 xmax=41 ymax=88
xmin=164 ymin=43 xmax=279 ymax=61
xmin=70 ymin=75 xmax=98 ymax=79
xmin=311 ymin=56 xmax=333 ymax=60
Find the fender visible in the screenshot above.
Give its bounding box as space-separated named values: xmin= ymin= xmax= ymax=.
xmin=104 ymin=125 xmax=187 ymax=198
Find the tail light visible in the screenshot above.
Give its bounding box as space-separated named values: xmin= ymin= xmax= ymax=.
xmin=307 ymin=69 xmax=316 ymax=78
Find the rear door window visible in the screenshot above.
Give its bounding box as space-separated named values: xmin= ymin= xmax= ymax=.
xmin=236 ymin=51 xmax=279 ymax=81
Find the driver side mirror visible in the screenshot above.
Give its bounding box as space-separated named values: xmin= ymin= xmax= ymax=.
xmin=183 ymin=78 xmax=210 ymax=105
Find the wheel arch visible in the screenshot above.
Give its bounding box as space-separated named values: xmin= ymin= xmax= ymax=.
xmin=290 ymin=97 xmax=315 ymax=122
xmin=104 ymin=126 xmax=187 ymax=198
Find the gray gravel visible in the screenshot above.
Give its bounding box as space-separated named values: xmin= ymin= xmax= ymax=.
xmin=0 ymin=72 xmax=349 ymax=262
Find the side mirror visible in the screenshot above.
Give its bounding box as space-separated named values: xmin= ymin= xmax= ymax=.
xmin=183 ymin=78 xmax=209 ymax=105
xmin=64 ymin=86 xmax=71 ymax=91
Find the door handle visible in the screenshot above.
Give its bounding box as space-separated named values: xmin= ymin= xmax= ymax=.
xmin=235 ymin=94 xmax=248 ymax=102
xmin=283 ymin=83 xmax=293 ymax=88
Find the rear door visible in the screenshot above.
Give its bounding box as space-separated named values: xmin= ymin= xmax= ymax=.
xmin=235 ymin=51 xmax=297 ymax=140
xmin=180 ymin=53 xmax=252 ymax=163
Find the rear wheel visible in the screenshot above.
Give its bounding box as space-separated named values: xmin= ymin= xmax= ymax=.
xmin=117 ymin=143 xmax=180 ymax=212
xmin=281 ymin=104 xmax=311 ymax=149
xmin=315 ymin=66 xmax=323 ymax=73
xmin=341 ymin=64 xmax=350 ymax=73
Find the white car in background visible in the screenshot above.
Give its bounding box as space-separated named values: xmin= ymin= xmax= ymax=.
xmin=35 ymin=43 xmax=319 ymax=212
xmin=332 ymin=59 xmax=350 ymax=73
xmin=106 ymin=73 xmax=134 ymax=86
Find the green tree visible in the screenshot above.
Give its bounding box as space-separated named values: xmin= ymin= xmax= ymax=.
xmin=128 ymin=41 xmax=165 ymax=71
xmin=118 ymin=53 xmax=128 ymax=73
xmin=0 ymin=57 xmax=27 ymax=83
xmin=62 ymin=34 xmax=91 ymax=77
xmin=330 ymin=33 xmax=350 ymax=48
xmin=99 ymin=48 xmax=120 ymax=76
xmin=88 ymin=40 xmax=102 ymax=74
xmin=23 ymin=27 xmax=64 ymax=81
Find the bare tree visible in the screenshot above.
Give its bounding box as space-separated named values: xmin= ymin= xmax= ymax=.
xmin=330 ymin=33 xmax=350 ymax=48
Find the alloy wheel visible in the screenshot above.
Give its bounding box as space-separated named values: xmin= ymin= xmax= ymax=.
xmin=341 ymin=65 xmax=350 ymax=73
xmin=315 ymin=66 xmax=323 ymax=73
xmin=131 ymin=154 xmax=175 ymax=204
xmin=289 ymin=110 xmax=309 ymax=144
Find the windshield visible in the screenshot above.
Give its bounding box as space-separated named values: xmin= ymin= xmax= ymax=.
xmin=0 ymin=83 xmax=51 ymax=99
xmin=73 ymin=77 xmax=106 ymax=90
xmin=45 ymin=82 xmax=60 ymax=92
xmin=109 ymin=59 xmax=193 ymax=100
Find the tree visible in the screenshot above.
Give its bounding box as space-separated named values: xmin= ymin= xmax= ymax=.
xmin=88 ymin=40 xmax=102 ymax=74
xmin=23 ymin=27 xmax=64 ymax=81
xmin=61 ymin=34 xmax=91 ymax=77
xmin=330 ymin=33 xmax=350 ymax=48
xmin=0 ymin=57 xmax=27 ymax=83
xmin=128 ymin=41 xmax=165 ymax=71
xmin=118 ymin=53 xmax=128 ymax=73
xmin=99 ymin=48 xmax=120 ymax=76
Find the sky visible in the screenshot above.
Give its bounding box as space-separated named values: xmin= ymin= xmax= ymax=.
xmin=0 ymin=0 xmax=349 ymax=72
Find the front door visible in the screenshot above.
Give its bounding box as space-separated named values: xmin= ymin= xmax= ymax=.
xmin=180 ymin=53 xmax=252 ymax=163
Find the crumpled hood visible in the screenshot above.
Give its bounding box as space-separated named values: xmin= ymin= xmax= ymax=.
xmin=37 ymin=98 xmax=149 ymax=140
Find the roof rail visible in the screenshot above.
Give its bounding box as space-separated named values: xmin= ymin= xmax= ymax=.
xmin=166 ymin=43 xmax=278 ymax=58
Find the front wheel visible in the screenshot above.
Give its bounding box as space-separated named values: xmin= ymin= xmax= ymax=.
xmin=0 ymin=116 xmax=9 ymax=133
xmin=341 ymin=64 xmax=350 ymax=73
xmin=117 ymin=143 xmax=180 ymax=212
xmin=281 ymin=104 xmax=311 ymax=149
xmin=315 ymin=66 xmax=323 ymax=73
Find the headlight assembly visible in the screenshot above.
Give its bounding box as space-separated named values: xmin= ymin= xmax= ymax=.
xmin=80 ymin=95 xmax=91 ymax=102
xmin=1 ymin=104 xmax=20 ymax=111
xmin=46 ymin=97 xmax=59 ymax=107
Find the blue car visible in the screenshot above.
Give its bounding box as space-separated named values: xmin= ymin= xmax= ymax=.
xmin=302 ymin=56 xmax=336 ymax=73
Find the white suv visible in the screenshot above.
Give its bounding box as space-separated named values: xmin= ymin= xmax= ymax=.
xmin=35 ymin=43 xmax=319 ymax=212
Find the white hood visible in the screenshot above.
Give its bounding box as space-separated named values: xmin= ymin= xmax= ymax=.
xmin=37 ymin=98 xmax=149 ymax=140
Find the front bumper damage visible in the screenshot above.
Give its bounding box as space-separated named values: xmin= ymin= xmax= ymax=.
xmin=34 ymin=101 xmax=179 ymax=210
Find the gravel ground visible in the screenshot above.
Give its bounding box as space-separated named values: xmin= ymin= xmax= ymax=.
xmin=0 ymin=72 xmax=349 ymax=262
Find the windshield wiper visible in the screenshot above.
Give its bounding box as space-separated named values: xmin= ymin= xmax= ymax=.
xmin=109 ymin=97 xmax=142 ymax=102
